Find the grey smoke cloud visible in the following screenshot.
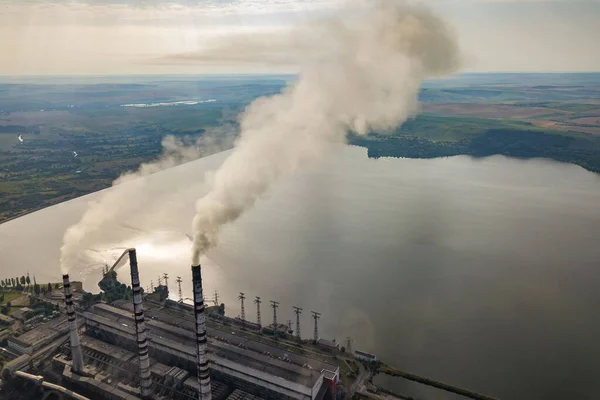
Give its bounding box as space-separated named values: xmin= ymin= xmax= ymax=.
xmin=191 ymin=0 xmax=460 ymax=263
xmin=60 ymin=126 xmax=236 ymax=273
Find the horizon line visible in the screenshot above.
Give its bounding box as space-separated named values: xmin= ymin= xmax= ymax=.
xmin=1 ymin=71 xmax=600 ymax=79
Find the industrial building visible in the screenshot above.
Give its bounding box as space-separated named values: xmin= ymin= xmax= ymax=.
xmin=82 ymin=302 xmax=338 ymax=400
xmin=3 ymin=250 xmax=340 ymax=400
xmin=7 ymin=316 xmax=69 ymax=355
xmin=354 ymin=350 xmax=377 ymax=362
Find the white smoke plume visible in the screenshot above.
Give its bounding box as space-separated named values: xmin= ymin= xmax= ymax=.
xmin=191 ymin=0 xmax=460 ymax=264
xmin=60 ymin=127 xmax=236 ymax=273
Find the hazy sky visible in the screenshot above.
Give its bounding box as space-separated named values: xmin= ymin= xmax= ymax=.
xmin=0 ymin=0 xmax=599 ymax=75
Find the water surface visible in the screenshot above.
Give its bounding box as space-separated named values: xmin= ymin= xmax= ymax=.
xmin=1 ymin=146 xmax=599 ymax=400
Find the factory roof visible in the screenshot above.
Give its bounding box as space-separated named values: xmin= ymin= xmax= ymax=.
xmin=8 ymin=316 xmax=68 ymax=349
xmin=111 ymin=301 xmax=338 ymax=374
xmin=80 ymin=336 xmax=136 ymax=364
xmin=87 ymin=303 xmax=337 ymax=388
xmin=317 ymin=338 xmax=339 ymax=349
xmin=227 ymin=388 xmax=265 ymax=400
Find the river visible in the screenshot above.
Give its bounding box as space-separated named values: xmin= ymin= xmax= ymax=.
xmin=1 ymin=145 xmax=599 ymax=399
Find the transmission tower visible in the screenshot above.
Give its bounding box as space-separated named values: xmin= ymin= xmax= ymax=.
xmin=176 ymin=276 xmax=183 ymax=303
xmin=157 ymin=275 xmax=162 ymax=286
xmin=150 ymin=280 xmax=154 ymax=291
xmin=254 ymin=297 xmax=262 ymax=327
xmin=214 ymin=290 xmax=219 ymax=306
xmin=293 ymin=306 xmax=303 ymax=338
xmin=163 ymin=273 xmax=169 ymax=289
xmin=311 ymin=311 xmax=321 ymax=341
xmin=238 ymin=292 xmax=246 ymax=321
xmin=346 ymin=337 xmax=353 ymax=353
xmin=270 ymin=301 xmax=279 ymax=326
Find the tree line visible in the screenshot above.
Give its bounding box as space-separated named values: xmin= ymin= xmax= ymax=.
xmin=0 ymin=273 xmax=59 ymax=296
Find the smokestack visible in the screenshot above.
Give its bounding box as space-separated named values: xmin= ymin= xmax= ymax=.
xmin=129 ymin=249 xmax=153 ymax=399
xmin=62 ymin=274 xmax=84 ymax=374
xmin=192 ymin=265 xmax=212 ymax=400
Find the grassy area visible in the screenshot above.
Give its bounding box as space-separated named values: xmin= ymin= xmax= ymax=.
xmin=350 ymin=113 xmax=600 ymax=173
xmin=0 ymin=291 xmax=26 ymax=305
xmin=2 ymin=77 xmax=600 ymax=222
xmin=0 ymin=105 xmax=227 ymax=223
xmin=336 ymin=358 xmax=355 ymax=389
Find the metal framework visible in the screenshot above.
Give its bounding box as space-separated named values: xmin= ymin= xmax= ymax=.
xmin=254 ymin=297 xmax=262 ymax=327
xmin=311 ymin=311 xmax=321 ymax=341
xmin=270 ymin=301 xmax=279 ymax=326
xmin=293 ymin=306 xmax=303 ymax=338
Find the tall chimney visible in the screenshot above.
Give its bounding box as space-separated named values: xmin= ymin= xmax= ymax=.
xmin=129 ymin=249 xmax=153 ymax=399
xmin=62 ymin=274 xmax=84 ymax=374
xmin=192 ymin=265 xmax=212 ymax=400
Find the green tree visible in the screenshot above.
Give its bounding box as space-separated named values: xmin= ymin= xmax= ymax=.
xmin=34 ymin=284 xmax=40 ymax=296
xmin=25 ymin=274 xmax=30 ymax=287
xmin=11 ymin=278 xmax=15 ymax=287
xmin=19 ymin=276 xmax=25 ymax=286
xmin=47 ymin=283 xmax=52 ymax=293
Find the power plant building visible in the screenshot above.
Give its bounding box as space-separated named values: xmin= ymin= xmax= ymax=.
xmin=83 ymin=302 xmax=338 ymax=400
xmin=7 ymin=316 xmax=69 ymax=355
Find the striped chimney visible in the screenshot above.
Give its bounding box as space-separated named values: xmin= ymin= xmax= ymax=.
xmin=129 ymin=249 xmax=152 ymax=399
xmin=62 ymin=274 xmax=84 ymax=374
xmin=192 ymin=265 xmax=212 ymax=400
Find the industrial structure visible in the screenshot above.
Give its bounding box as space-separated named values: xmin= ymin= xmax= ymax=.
xmin=129 ymin=249 xmax=153 ymax=399
xmin=2 ymin=248 xmax=342 ymax=400
xmin=192 ymin=264 xmax=212 ymax=400
xmin=311 ymin=312 xmax=321 ymax=342
xmin=254 ymin=297 xmax=261 ymax=328
xmin=176 ymin=276 xmax=183 ymax=303
xmin=238 ymin=293 xmax=246 ymax=322
xmin=63 ymin=273 xmax=84 ymax=374
xmin=0 ymin=248 xmax=505 ymax=400
xmin=270 ymin=301 xmax=279 ymax=326
xmin=293 ymin=307 xmax=303 ymax=339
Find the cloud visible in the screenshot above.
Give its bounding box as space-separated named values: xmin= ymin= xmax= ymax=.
xmin=0 ymin=0 xmax=343 ymax=13
xmin=1 ymin=0 xmax=598 ymax=74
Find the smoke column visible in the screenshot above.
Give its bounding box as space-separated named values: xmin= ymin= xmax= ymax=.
xmin=60 ymin=129 xmax=235 ymax=273
xmin=191 ymin=1 xmax=460 ymax=263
